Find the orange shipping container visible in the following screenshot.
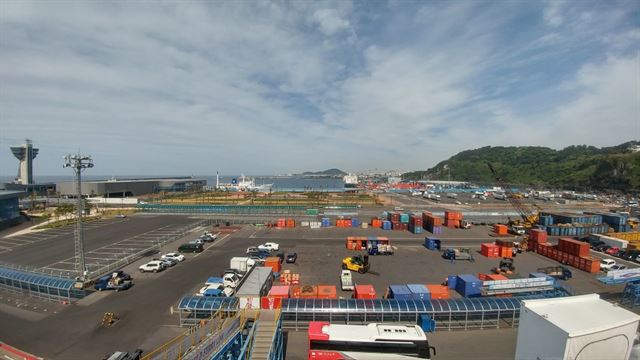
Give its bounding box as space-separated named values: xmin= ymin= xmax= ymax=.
xmin=317 ymin=285 xmax=337 ymax=299
xmin=264 ymin=257 xmax=281 ymax=273
xmin=425 ymin=284 xmax=450 ymax=299
xmin=481 ymin=243 xmax=499 ymax=257
xmin=354 ymin=285 xmax=376 ymax=299
xmin=498 ymin=246 xmax=513 ymax=258
xmin=493 ymin=224 xmax=508 ymax=235
xmin=290 ymin=285 xmax=318 ymax=299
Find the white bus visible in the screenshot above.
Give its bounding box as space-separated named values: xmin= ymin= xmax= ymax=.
xmin=308 ymin=322 xmax=436 ymax=359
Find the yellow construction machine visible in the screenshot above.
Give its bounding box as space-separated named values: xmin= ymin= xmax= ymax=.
xmin=342 ymin=254 xmax=370 ymax=274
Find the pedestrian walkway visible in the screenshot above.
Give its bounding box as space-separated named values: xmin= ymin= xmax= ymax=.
xmin=250 ymin=309 xmax=279 ymax=360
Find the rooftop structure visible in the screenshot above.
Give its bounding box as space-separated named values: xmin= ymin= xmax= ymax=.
xmin=55 ymin=177 xmax=206 ymax=197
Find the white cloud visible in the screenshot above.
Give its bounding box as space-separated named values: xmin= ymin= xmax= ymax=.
xmin=543 ymin=0 xmax=565 ymax=27
xmin=0 ymin=1 xmax=637 ymax=177
xmin=312 ymin=8 xmax=351 ymax=36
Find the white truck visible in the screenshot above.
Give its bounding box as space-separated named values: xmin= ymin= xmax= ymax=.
xmin=223 ymin=273 xmax=241 ymax=288
xmin=230 ymin=257 xmax=250 ymax=273
xmin=341 ymin=270 xmax=354 ymax=291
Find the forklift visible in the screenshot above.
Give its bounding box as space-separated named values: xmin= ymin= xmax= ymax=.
xmin=342 ymin=254 xmax=370 ymax=274
xmin=491 ymin=258 xmax=515 ymax=275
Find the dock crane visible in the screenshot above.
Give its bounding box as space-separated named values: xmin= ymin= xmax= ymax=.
xmin=487 ymin=163 xmax=543 ymax=251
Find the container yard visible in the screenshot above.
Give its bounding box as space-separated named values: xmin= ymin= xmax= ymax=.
xmin=0 ymin=202 xmax=638 ymax=359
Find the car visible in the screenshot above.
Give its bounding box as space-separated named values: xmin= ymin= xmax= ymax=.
xmin=623 ymin=251 xmax=640 ymax=261
xmin=161 ymin=252 xmax=185 ymax=262
xmin=199 ymin=234 xmax=214 ymax=242
xmin=94 ymin=274 xmax=133 ymax=292
xmin=610 ymin=264 xmax=627 ymax=271
xmin=286 ymin=252 xmax=298 ymax=263
xmin=178 ymin=243 xmax=204 ymax=253
xmin=139 ymin=260 xmax=165 ymax=273
xmin=393 ymin=206 xmax=404 ymax=211
xmin=189 ymin=238 xmax=205 ymax=245
xmin=605 ymin=247 xmax=621 ymax=256
xmin=595 ymin=244 xmax=611 ymax=253
xmin=248 ymin=251 xmax=269 ymax=259
xmin=246 ymin=247 xmax=259 ymax=254
xmin=589 ymin=241 xmax=605 ymax=250
xmin=154 ymin=257 xmax=177 ymax=267
xmin=600 ymin=258 xmax=616 ymax=271
xmin=613 ymin=249 xmax=627 ymax=258
xmin=223 ymin=269 xmax=244 ymax=278
xmin=258 ymin=242 xmax=280 ymax=252
xmin=115 ymin=214 xmax=127 ymax=219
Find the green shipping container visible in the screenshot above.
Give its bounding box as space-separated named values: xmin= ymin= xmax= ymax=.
xmin=306 ymin=209 xmax=319 ymax=215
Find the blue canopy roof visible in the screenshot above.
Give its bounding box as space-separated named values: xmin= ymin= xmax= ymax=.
xmin=0 ymin=267 xmax=75 ymax=290
xmin=177 ymin=296 xmax=238 ymax=311
xmin=280 ymin=292 xmax=566 ymax=314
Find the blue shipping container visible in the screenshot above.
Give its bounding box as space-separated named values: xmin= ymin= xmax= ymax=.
xmin=456 ymin=274 xmax=482 ymax=298
xmin=418 ymin=314 xmax=436 ymax=333
xmin=388 ymin=285 xmax=413 ymax=300
xmin=407 ymin=284 xmax=431 ymax=300
xmin=382 ymin=221 xmax=392 ymax=230
xmin=447 ymin=275 xmax=457 ymax=289
xmin=400 ymin=213 xmax=410 ymax=223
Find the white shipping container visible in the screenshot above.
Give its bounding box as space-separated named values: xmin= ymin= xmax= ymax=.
xmin=300 ymin=221 xmax=310 ymax=227
xmin=516 ymin=294 xmax=640 ymax=360
xmin=236 ymin=267 xmax=273 ymax=303
xmin=310 ymin=222 xmax=321 ymax=229
xmin=590 ymin=234 xmax=629 ymax=249
xmin=361 ymin=223 xmax=369 ymax=229
xmin=230 ymin=257 xmax=249 ymax=273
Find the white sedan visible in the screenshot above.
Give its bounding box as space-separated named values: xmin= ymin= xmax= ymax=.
xmin=139 ymin=260 xmax=165 ymax=273
xmin=161 ymin=252 xmax=185 ymax=262
xmin=258 ymin=242 xmax=280 ymax=251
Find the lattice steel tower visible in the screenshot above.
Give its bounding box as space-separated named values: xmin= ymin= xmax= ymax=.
xmin=64 ymin=154 xmax=94 ymax=280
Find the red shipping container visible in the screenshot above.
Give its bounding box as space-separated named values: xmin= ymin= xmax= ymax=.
xmin=268 ymin=285 xmax=290 ymax=298
xmin=261 ymin=296 xmax=282 ymax=309
xmin=354 ymin=285 xmax=376 ymax=299
xmin=558 ymin=238 xmax=589 ymax=257
xmin=487 ymin=274 xmax=509 ymax=281
xmin=529 ymin=229 xmax=547 ymax=243
xmin=392 ymin=221 xmax=402 ymax=230
xmin=291 ymin=285 xmax=317 ymax=299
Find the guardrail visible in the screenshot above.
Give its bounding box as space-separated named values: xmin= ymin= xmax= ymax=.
xmin=0 ymin=260 xmax=76 ymax=279
xmin=87 ymin=219 xmax=208 ymax=280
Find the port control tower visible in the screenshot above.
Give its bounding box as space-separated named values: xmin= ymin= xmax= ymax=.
xmin=10 ymin=139 xmax=39 ymax=185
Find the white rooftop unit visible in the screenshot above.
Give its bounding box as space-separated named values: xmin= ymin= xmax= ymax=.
xmin=235 ymin=267 xmax=273 ymax=309
xmin=516 ymin=294 xmax=640 ymax=360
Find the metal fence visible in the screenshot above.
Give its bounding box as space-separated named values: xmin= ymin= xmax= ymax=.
xmin=138 ymin=204 xmax=311 ymax=215
xmin=87 ymin=219 xmax=208 ymax=281
xmin=0 ymin=219 xmax=208 ymax=302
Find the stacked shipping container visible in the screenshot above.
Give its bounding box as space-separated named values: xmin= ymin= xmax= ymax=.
xmin=444 ymin=211 xmax=463 ymax=228
xmin=409 ymin=215 xmax=423 ymax=234
xmin=422 ymin=211 xmax=443 ymax=234
xmin=534 ymin=238 xmax=600 ymax=273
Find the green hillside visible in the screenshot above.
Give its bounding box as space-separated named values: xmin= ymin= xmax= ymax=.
xmin=403 ymin=142 xmax=640 ymax=191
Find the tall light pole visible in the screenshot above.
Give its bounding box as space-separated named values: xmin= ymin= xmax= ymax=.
xmin=64 ymin=154 xmax=94 ymax=281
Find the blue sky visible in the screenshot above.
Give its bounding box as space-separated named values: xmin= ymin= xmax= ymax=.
xmin=1 ymin=0 xmax=638 ymax=177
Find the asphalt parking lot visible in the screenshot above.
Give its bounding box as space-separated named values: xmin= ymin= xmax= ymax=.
xmin=0 ymin=215 xmax=198 ymax=276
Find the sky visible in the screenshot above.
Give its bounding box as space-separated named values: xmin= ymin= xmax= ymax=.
xmin=1 ymin=0 xmax=639 ymax=177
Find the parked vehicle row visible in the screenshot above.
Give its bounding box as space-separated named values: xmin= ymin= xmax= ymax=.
xmin=578 ymin=237 xmax=640 ymax=263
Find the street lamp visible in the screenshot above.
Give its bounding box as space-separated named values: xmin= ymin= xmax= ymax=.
xmin=63 ymin=154 xmax=94 ymax=281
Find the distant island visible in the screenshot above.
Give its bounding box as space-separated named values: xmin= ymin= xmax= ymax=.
xmin=298 ymin=168 xmax=347 ymax=178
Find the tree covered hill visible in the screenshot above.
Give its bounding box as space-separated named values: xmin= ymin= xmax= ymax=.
xmin=402 ymin=141 xmax=640 ymax=191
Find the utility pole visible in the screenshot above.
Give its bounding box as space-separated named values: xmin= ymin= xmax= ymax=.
xmin=64 ymin=154 xmax=94 ymax=281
